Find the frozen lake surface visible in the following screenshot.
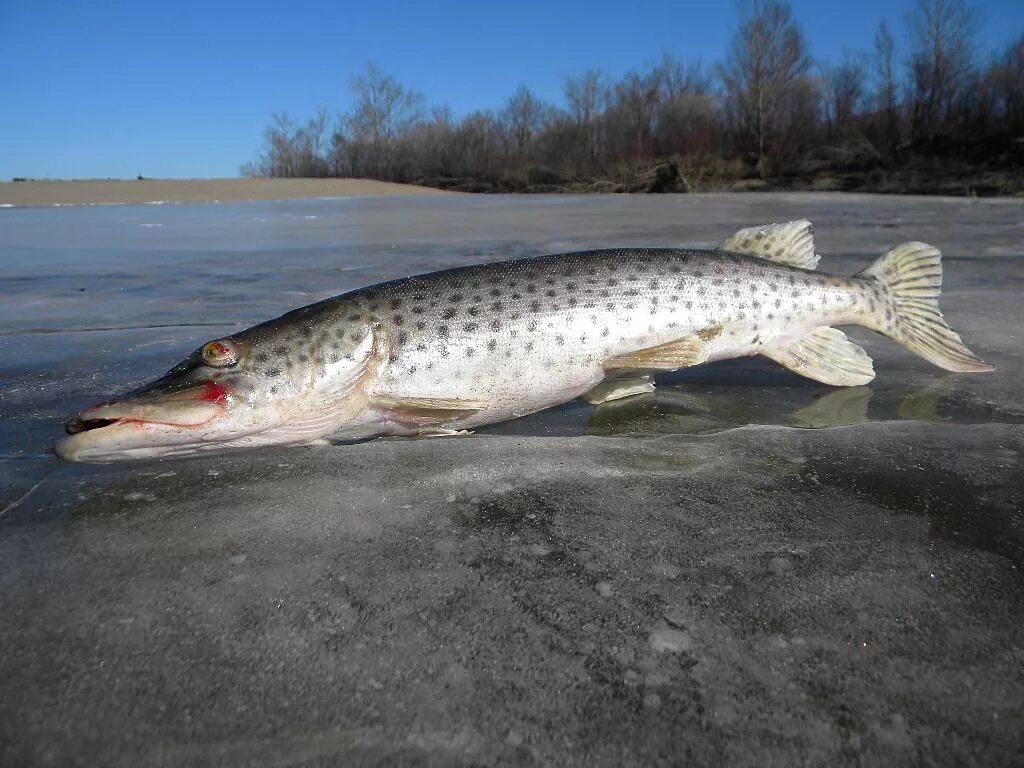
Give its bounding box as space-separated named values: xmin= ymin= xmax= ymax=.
xmin=2 ymin=193 xmax=1023 ymax=765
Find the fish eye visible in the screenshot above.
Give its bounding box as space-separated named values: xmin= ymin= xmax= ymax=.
xmin=201 ymin=339 xmax=239 ymax=367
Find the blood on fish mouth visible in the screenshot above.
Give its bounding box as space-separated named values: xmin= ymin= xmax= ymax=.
xmin=63 ymin=382 xmax=231 ymax=437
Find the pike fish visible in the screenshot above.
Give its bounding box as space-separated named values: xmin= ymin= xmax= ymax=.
xmin=55 ymin=220 xmax=993 ymax=462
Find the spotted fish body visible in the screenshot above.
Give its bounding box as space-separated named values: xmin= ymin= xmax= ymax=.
xmin=341 ymin=250 xmax=864 ymax=432
xmin=55 ymin=220 xmax=993 ymax=462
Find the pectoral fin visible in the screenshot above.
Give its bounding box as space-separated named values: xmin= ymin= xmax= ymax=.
xmin=582 ymin=375 xmax=656 ymax=404
xmin=604 ymin=333 xmax=711 ymax=372
xmin=762 ymin=327 xmax=875 ymax=386
xmin=370 ymin=394 xmax=490 ymax=425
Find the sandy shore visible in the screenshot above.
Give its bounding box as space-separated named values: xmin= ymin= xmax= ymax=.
xmin=0 ymin=177 xmax=453 ymax=207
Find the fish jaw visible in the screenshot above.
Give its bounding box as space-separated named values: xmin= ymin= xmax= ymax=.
xmin=53 ymin=403 xmax=353 ymax=462
xmin=55 ymin=387 xmax=231 ymax=462
xmin=55 ymin=418 xmax=211 ymax=462
xmin=54 ymin=364 xmax=377 ymax=462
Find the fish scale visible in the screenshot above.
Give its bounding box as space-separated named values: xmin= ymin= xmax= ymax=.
xmin=55 ymin=220 xmax=993 ymax=462
xmin=337 ymin=248 xmax=876 ymax=431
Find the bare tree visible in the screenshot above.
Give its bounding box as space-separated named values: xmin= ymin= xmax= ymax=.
xmin=610 ymin=68 xmax=664 ymax=159
xmin=242 ymin=111 xmax=332 ymax=177
xmin=405 ymin=106 xmax=458 ymax=178
xmin=341 ymin=63 xmax=424 ymax=178
xmin=295 ymin=107 xmax=330 ymax=177
xmin=719 ymin=0 xmax=812 ymax=162
xmin=267 ymin=112 xmax=299 ymax=177
xmin=564 ymin=70 xmax=606 ymax=123
xmin=500 ymin=85 xmax=550 ymax=156
xmin=905 ymin=0 xmax=978 ymax=140
xmin=872 ymin=21 xmax=900 ymax=148
xmin=656 ymin=53 xmax=711 ymax=100
xmin=826 ymin=52 xmax=867 ymax=131
xmin=244 ymin=13 xmax=1022 ymax=194
xmin=655 ymin=91 xmax=718 ymax=157
xmin=649 ymin=54 xmax=716 ymax=157
xmin=992 ymin=34 xmax=1024 ymax=134
xmin=564 ymin=69 xmax=607 ymax=163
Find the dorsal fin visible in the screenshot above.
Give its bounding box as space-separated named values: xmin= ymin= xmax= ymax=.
xmin=718 ymin=220 xmax=820 ymax=270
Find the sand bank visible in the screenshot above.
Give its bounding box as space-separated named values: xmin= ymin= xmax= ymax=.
xmin=0 ymin=177 xmax=453 ymax=207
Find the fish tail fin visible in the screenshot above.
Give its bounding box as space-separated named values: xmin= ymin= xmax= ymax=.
xmin=858 ymin=242 xmax=993 ymax=373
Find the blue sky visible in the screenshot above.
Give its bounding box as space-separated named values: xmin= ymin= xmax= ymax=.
xmin=1 ymin=0 xmax=1021 ymax=179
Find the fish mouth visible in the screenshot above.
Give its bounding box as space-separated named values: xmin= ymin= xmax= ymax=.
xmin=55 ymin=386 xmax=231 ymax=463
xmin=63 ymin=395 xmax=225 ymax=433
xmin=65 ymin=416 xmax=121 ymax=435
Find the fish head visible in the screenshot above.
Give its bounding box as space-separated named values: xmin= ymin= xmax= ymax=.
xmin=55 ymin=302 xmax=382 ymax=462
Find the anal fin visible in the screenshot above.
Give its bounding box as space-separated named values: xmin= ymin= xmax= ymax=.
xmin=370 ymin=394 xmax=489 ymax=425
xmin=762 ymin=327 xmax=875 ymax=386
xmin=604 ymin=333 xmax=711 ymax=372
xmin=582 ymin=375 xmax=655 ymax=405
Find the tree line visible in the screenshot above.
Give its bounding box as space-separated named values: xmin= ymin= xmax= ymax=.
xmin=243 ymin=0 xmax=1024 ymax=195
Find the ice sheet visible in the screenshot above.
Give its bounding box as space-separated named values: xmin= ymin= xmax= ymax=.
xmin=1 ymin=193 xmax=1022 ymax=766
